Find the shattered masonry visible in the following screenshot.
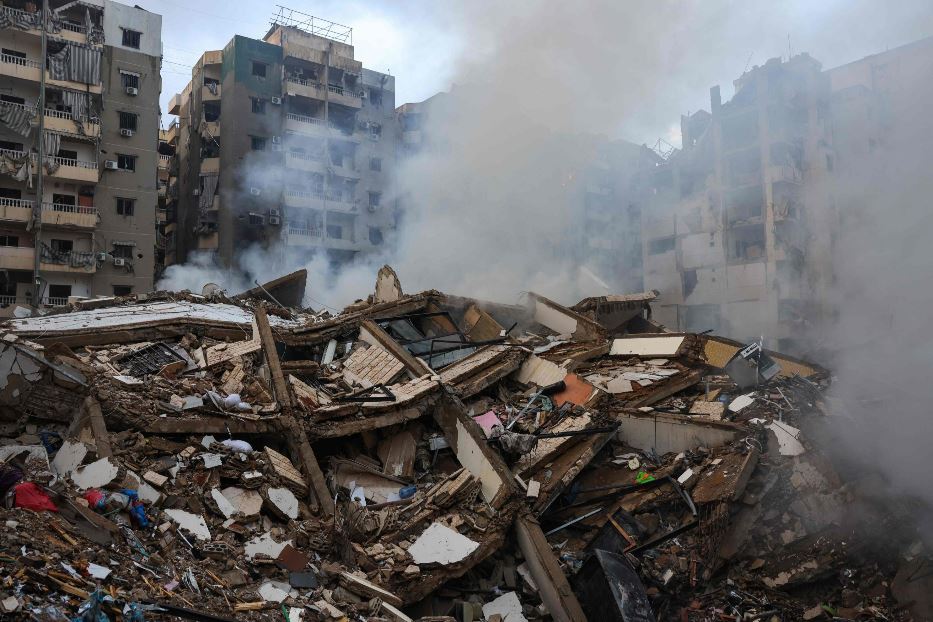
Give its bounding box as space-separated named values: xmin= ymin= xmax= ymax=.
xmin=0 ymin=267 xmax=924 ymax=621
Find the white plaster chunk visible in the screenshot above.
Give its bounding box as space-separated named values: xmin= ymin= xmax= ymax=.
xmin=210 ymin=488 xmax=237 ymax=519
xmin=267 ymin=487 xmax=299 ymax=519
xmin=0 ymin=346 xmax=16 ymax=389
xmin=606 ymin=376 xmax=634 ymax=394
xmin=70 ymin=457 xmax=119 ymax=490
xmin=728 ymin=393 xmax=756 ymax=413
xmin=124 ymin=470 xmax=162 ymax=504
xmin=767 ymin=421 xmax=806 ymax=456
xmin=258 ymin=580 xmax=291 ymax=603
xmin=610 ymin=336 xmax=685 ymax=357
xmin=164 ymin=509 xmax=211 ymax=541
xmin=409 ymin=522 xmax=479 ymax=565
xmin=482 ymin=591 xmax=528 ymax=622
xmin=244 ymin=531 xmax=292 ymax=560
xmin=221 ymin=486 xmax=263 ymax=516
xmin=201 ymin=453 xmax=223 ymax=469
xmin=51 ymin=440 xmax=87 ymax=477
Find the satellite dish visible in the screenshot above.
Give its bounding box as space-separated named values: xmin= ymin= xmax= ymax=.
xmin=202 ymin=282 xmax=222 ymax=297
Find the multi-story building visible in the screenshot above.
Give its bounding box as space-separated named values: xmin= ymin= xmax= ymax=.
xmin=640 ymin=36 xmax=933 ymax=353
xmin=165 ymin=11 xmax=397 ymax=271
xmin=0 ymin=0 xmax=161 ymax=309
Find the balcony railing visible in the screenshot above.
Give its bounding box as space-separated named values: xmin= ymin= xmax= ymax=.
xmin=50 ymin=155 xmax=97 ymax=169
xmin=1 ymin=100 xmax=98 ymax=125
xmin=0 ymin=53 xmax=41 ymax=68
xmin=42 ymin=202 xmax=97 ymax=216
xmin=285 ymin=112 xmax=328 ymax=127
xmin=288 ymin=226 xmax=323 ymax=238
xmin=284 ymin=78 xmax=360 ymax=101
xmin=42 ymin=296 xmax=70 ymax=306
xmin=286 ymin=150 xmax=325 ymax=162
xmin=0 ymin=295 xmax=19 ymax=305
xmin=0 ymin=198 xmax=34 ymax=209
xmin=0 ymin=148 xmax=28 ymax=160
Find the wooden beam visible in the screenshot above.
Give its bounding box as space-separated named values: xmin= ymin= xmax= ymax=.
xmin=515 ymin=512 xmax=587 ymax=622
xmin=627 ymin=368 xmax=703 ymax=407
xmin=255 ymin=305 xmax=334 ymax=516
xmin=144 ymin=417 xmax=280 ymax=435
xmin=84 ymin=397 xmax=112 ymax=458
xmin=309 ymin=407 xmax=425 ymax=439
xmin=360 ymin=319 xmax=433 ymax=379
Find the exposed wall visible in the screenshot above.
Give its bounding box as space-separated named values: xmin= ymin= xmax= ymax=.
xmin=103 ymin=0 xmax=162 ymax=58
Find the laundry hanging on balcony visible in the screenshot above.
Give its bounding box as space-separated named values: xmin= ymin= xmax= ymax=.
xmin=0 ymin=101 xmax=35 ymax=137
xmin=198 ymin=174 xmax=219 ymax=210
xmin=0 ymin=7 xmax=39 ymax=31
xmin=47 ymin=42 xmax=101 ymax=86
xmin=60 ymin=89 xmax=94 ymax=136
xmin=41 ymin=131 xmax=61 ymax=174
xmin=84 ymin=8 xmax=104 ymax=45
xmin=0 ymin=151 xmax=33 ymax=187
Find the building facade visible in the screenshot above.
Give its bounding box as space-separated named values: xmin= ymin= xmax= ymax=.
xmin=0 ymin=0 xmax=161 ymax=309
xmin=165 ymin=15 xmax=397 ymax=272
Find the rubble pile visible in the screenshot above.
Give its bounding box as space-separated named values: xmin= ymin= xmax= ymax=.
xmin=0 ymin=268 xmax=927 ymax=621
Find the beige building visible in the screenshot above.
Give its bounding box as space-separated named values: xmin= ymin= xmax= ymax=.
xmin=165 ymin=10 xmax=397 ymax=272
xmin=0 ymin=0 xmax=162 ymax=309
xmin=641 ymin=37 xmax=933 ymax=353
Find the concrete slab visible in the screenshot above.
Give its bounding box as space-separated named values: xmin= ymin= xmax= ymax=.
xmin=409 ymin=522 xmax=479 ymax=565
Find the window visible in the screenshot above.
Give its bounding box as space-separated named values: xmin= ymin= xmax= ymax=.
xmin=250 ymin=136 xmax=267 ymax=151
xmin=120 ymin=71 xmax=139 ymax=90
xmin=116 ymin=197 xmax=135 ymax=216
xmin=0 ymin=95 xmax=25 ymax=105
xmin=121 ymin=29 xmax=141 ymax=49
xmin=0 ymin=188 xmax=22 ymax=200
xmin=251 ymin=61 xmax=267 ymax=78
xmin=0 ymin=140 xmax=24 ymax=152
xmin=250 ymin=98 xmax=266 ymax=114
xmin=52 ymin=193 xmax=75 ymax=207
xmin=118 ymin=111 xmax=138 ymax=131
xmin=369 ymin=227 xmax=383 ymax=245
xmin=369 ymin=157 xmax=382 ymax=172
xmin=57 ymin=148 xmax=78 ymax=161
xmin=369 ymin=88 xmax=383 ymax=107
xmin=648 ymin=237 xmax=675 ymax=255
xmin=248 ymin=213 xmax=264 ymax=225
xmin=369 ymin=123 xmax=382 ymax=140
xmin=117 ymin=154 xmax=136 ymax=171
xmin=113 ymin=285 xmax=132 ymax=296
xmin=0 ymin=235 xmax=18 ymax=247
xmin=112 ymin=244 xmax=133 ymax=259
xmin=51 ymin=239 xmax=73 ymax=253
xmin=368 ymin=191 xmax=381 ymax=209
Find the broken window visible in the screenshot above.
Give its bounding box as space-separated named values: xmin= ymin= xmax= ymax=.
xmin=648 ymin=237 xmax=675 ymax=255
xmin=113 ymin=285 xmax=132 ymax=296
xmin=118 ymin=342 xmax=186 ymax=376
xmin=368 ymin=88 xmax=383 ymax=107
xmin=121 ymin=28 xmax=141 ymax=49
xmin=728 ymin=224 xmax=765 ymax=261
xmin=248 ymin=213 xmax=264 ymax=226
xmin=251 ymin=61 xmax=267 ymax=78
xmin=117 ymin=154 xmax=136 ymax=171
xmin=116 ymin=197 xmax=135 ymax=216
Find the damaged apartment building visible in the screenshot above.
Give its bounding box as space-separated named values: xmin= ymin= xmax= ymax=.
xmin=641 ymin=36 xmax=933 ymax=353
xmin=165 ymin=8 xmax=397 ymax=271
xmin=0 ymin=0 xmax=162 ymax=309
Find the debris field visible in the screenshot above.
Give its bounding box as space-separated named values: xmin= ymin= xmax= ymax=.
xmin=0 ymin=266 xmax=925 ymax=621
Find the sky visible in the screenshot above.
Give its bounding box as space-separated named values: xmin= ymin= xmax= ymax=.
xmin=137 ymin=0 xmax=933 ymax=149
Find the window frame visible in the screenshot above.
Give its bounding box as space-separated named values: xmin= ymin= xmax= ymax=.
xmin=117 ymin=154 xmax=136 ymax=171
xmin=251 ymin=61 xmax=268 ymax=78
xmin=116 ymin=197 xmax=135 ymax=216
xmin=118 ymin=111 xmax=138 ymax=132
xmin=121 ymin=28 xmax=142 ymax=49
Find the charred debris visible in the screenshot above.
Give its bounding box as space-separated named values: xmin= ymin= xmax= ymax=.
xmin=0 ymin=267 xmax=923 ymax=621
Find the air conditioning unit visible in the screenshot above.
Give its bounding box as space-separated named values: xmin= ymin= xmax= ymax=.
xmin=270 ymin=96 xmax=282 ymax=105
xmin=268 ymin=215 xmax=281 ymax=225
xmin=270 ymin=144 xmax=283 ymax=152
xmin=104 ymin=160 xmax=118 ymax=170
xmin=359 ymin=90 xmax=366 ymax=98
xmin=114 ymin=258 xmax=126 ymax=267
xmin=125 ymin=86 xmax=138 ymax=96
xmin=271 ymin=136 xmax=281 ymax=144
xmin=250 ymin=187 xmax=261 ymax=196
xmin=268 ymin=208 xmax=280 ymax=217
xmin=120 ymin=128 xmax=134 ymax=137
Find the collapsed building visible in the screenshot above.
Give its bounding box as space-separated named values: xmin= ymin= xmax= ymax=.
xmin=0 ymin=267 xmax=928 ymax=621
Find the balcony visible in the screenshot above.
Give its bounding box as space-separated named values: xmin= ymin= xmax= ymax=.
xmin=201 ymin=120 xmax=220 ymax=139
xmin=40 ymin=248 xmax=97 ymax=274
xmin=43 ymin=107 xmax=100 ymax=137
xmin=0 ymin=198 xmax=35 ymax=224
xmin=0 ymin=52 xmax=42 ymax=83
xmin=201 ymin=157 xmax=219 ymax=175
xmin=165 ymin=119 xmax=179 ymax=144
xmin=48 ymin=155 xmax=99 ymax=183
xmin=0 ymin=295 xmax=22 ymax=306
xmin=158 ymin=154 xmax=171 ymax=169
xmin=168 ymin=94 xmax=181 ymax=116
xmin=284 ymin=78 xmax=362 ymax=109
xmin=41 ymin=203 xmax=97 ymax=229
xmin=0 ymin=6 xmax=97 ymax=45
xmin=201 ymin=83 xmax=221 ymax=101
xmin=41 ymin=296 xmax=70 ymax=307
xmin=283 ymin=189 xmax=358 ymax=213
xmin=285 ymin=226 xmax=324 ymax=248
xmin=285 ymin=150 xmax=326 ymax=174
xmin=0 ymin=246 xmax=35 ymax=271
xmin=284 ymin=112 xmax=331 ymax=138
